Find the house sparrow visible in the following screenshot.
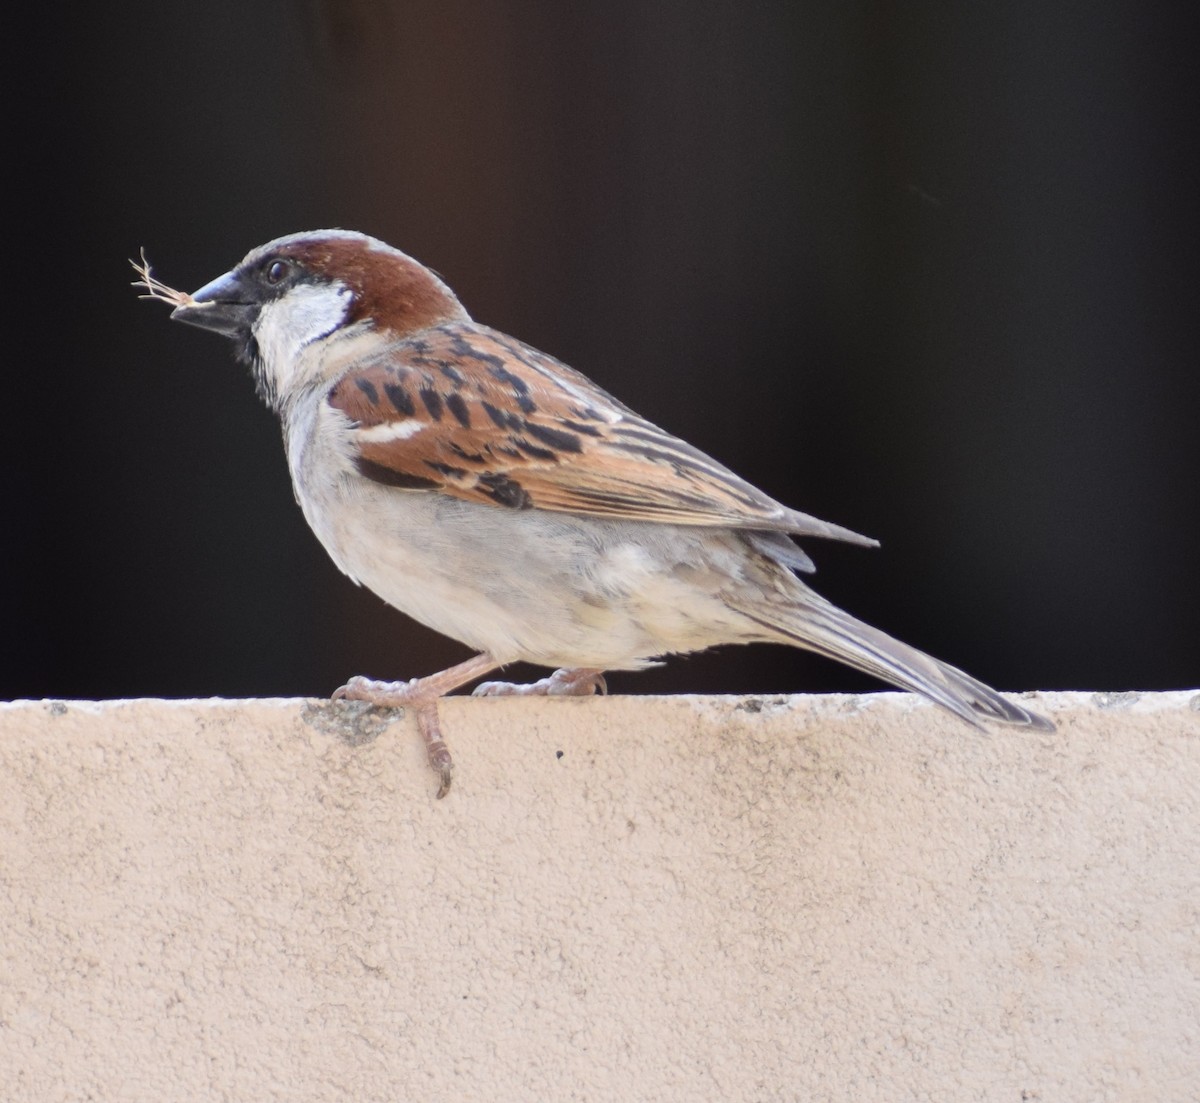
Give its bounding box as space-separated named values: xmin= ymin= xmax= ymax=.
xmin=134 ymin=230 xmax=1052 ymax=796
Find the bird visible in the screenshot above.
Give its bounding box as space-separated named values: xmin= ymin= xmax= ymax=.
xmin=134 ymin=229 xmax=1052 ymax=796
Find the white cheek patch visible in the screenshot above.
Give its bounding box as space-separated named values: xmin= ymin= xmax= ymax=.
xmin=356 ymin=420 xmax=426 ymax=443
xmin=254 ymin=282 xmax=353 ymax=387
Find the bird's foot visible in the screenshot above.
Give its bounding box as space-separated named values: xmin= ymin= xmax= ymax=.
xmin=334 ymin=677 xmax=454 ymax=798
xmin=333 ymin=653 xmax=501 ymax=799
xmin=472 ymin=667 xmax=608 ymax=698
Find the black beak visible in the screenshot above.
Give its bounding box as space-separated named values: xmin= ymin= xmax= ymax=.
xmin=170 ymin=269 xmax=258 ymax=338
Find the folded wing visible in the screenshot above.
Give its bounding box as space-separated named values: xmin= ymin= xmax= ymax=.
xmin=327 ymin=321 xmax=876 ymax=547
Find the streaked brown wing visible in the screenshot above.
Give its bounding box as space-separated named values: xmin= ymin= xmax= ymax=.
xmin=327 ymin=321 xmax=874 ymax=544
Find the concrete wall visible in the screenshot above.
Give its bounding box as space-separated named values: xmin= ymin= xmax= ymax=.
xmin=2 ymin=691 xmax=1197 ymax=1101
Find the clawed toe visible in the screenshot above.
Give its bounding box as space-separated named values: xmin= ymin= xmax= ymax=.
xmin=472 ymin=680 xmax=519 ymax=697
xmin=414 ymin=705 xmax=455 ymax=799
xmin=333 ymin=675 xmax=418 ymax=708
xmin=586 ymin=672 xmax=608 ymax=696
xmin=473 ymin=668 xmax=607 ymax=698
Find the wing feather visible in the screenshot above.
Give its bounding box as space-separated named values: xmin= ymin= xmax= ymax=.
xmin=326 ymin=322 xmax=876 ymax=546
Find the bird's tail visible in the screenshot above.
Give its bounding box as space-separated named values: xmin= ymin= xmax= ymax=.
xmin=730 ymin=590 xmax=1054 ymax=731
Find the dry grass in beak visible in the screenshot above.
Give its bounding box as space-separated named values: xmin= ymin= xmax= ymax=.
xmin=130 ymin=248 xmax=195 ymax=307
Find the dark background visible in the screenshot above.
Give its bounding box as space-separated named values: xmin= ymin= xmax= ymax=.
xmin=4 ymin=3 xmax=1196 ymax=701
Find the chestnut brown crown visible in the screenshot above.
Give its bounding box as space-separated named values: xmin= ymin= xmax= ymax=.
xmin=242 ymin=230 xmax=468 ymax=337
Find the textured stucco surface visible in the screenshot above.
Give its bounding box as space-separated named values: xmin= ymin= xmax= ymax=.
xmin=2 ymin=691 xmax=1198 ymax=1101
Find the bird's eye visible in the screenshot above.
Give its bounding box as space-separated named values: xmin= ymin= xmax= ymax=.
xmin=265 ymin=259 xmax=290 ymax=284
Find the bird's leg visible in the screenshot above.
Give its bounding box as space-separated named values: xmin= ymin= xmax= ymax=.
xmin=333 ymin=653 xmax=501 ymax=798
xmin=472 ymin=667 xmax=608 ymax=698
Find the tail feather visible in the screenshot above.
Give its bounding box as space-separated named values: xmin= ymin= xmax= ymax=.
xmin=733 ymin=593 xmax=1054 ymax=732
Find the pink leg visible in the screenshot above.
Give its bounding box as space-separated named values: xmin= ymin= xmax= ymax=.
xmin=472 ymin=667 xmax=608 ymax=698
xmin=333 ymin=653 xmax=501 ymax=798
